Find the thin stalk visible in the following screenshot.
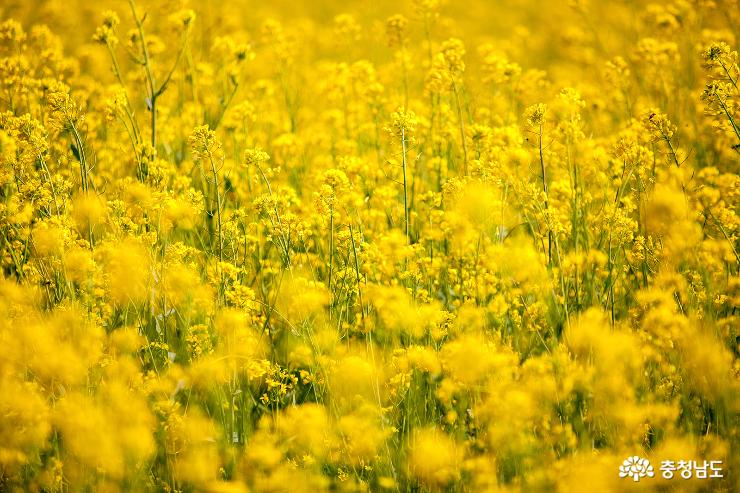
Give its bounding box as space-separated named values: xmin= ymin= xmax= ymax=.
xmin=451 ymin=80 xmax=468 ymax=175
xmin=255 ymin=164 xmax=291 ymax=266
xmin=208 ymin=154 xmax=224 ymax=263
xmin=607 ymin=233 xmax=615 ymax=326
xmin=328 ymin=206 xmax=334 ymax=292
xmin=658 ymin=129 xmax=681 ymax=167
xmin=128 ymin=0 xmax=188 ymax=148
xmin=718 ymin=60 xmax=738 ymax=91
xmin=348 ymin=223 xmax=365 ymax=319
xmin=538 ymin=123 xmax=552 ymax=265
xmin=713 ymin=91 xmax=740 ymax=142
xmin=707 ymin=209 xmax=740 ymax=264
xmin=38 ymin=155 xmax=61 ymax=215
xmin=70 ymin=125 xmax=88 ymax=193
xmin=128 ymin=0 xmax=156 ymax=146
xmin=553 ymin=236 xmax=571 ymax=330
xmin=401 ymin=127 xmax=410 ymax=244
xmin=105 ymin=40 xmax=142 ymax=143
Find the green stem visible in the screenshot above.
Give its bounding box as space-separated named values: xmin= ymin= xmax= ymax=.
xmin=538 ymin=124 xmax=552 ymax=265
xmin=208 ymin=154 xmax=224 ymax=263
xmin=451 ymin=80 xmax=468 ymax=175
xmin=401 ymin=127 xmax=410 ymax=244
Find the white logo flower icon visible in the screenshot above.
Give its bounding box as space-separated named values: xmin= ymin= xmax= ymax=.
xmin=619 ymin=456 xmax=655 ymax=482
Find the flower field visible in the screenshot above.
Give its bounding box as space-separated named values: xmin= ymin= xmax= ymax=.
xmin=0 ymin=0 xmax=738 ymax=491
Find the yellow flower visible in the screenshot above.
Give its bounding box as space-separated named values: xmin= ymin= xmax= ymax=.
xmin=408 ymin=427 xmax=462 ymax=486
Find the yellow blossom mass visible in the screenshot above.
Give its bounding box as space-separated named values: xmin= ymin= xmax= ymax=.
xmin=0 ymin=0 xmax=737 ymax=491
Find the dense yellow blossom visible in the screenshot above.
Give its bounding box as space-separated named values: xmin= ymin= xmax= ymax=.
xmin=0 ymin=0 xmax=737 ymax=491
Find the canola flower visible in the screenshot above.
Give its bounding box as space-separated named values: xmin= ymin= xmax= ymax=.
xmin=0 ymin=0 xmax=738 ymax=492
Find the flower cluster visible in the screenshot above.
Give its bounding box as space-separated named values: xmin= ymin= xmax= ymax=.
xmin=0 ymin=1 xmax=737 ymax=492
